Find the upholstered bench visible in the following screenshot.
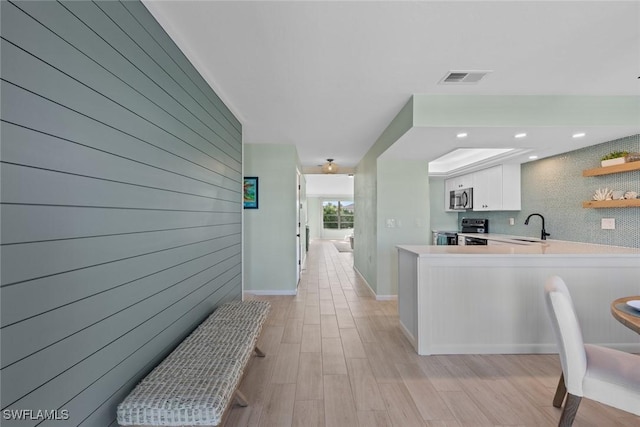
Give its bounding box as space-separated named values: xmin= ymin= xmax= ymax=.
xmin=116 ymin=300 xmax=270 ymax=426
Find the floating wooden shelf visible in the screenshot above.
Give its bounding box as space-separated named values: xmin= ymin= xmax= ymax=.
xmin=582 ymin=199 xmax=640 ymax=209
xmin=582 ymin=161 xmax=640 ymax=177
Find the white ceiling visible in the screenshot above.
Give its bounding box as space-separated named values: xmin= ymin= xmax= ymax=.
xmin=143 ymin=1 xmax=640 ymax=171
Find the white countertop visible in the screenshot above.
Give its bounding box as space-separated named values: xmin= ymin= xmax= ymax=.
xmin=397 ymin=238 xmax=640 ymax=257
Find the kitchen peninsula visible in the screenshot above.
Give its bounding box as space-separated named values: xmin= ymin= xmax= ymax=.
xmin=397 ymin=241 xmax=640 ymax=355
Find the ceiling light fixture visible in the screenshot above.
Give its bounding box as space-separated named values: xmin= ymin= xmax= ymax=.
xmin=321 ymin=158 xmax=339 ymax=174
xmin=572 ymin=132 xmax=586 ymax=138
xmin=529 ymin=155 xmax=538 ymax=160
xmin=456 ymin=132 xmax=468 ymax=138
xmin=514 ymin=133 xmax=527 ymax=139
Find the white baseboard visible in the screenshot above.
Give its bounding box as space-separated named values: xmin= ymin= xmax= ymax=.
xmin=399 ymin=320 xmax=417 ymax=351
xmin=353 ymin=266 xmax=376 ymax=298
xmin=243 ymin=289 xmax=298 ymax=297
xmin=353 ymin=266 xmax=398 ymax=301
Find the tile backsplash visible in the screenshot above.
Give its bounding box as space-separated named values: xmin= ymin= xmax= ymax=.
xmin=463 ymin=134 xmax=640 ymax=248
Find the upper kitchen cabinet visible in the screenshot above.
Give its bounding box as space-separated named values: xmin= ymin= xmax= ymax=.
xmin=472 ymin=165 xmax=502 ymax=211
xmin=443 ymin=164 xmax=521 ymax=212
xmin=446 ymin=174 xmax=474 ymax=191
xmin=473 ymin=164 xmax=521 ymax=211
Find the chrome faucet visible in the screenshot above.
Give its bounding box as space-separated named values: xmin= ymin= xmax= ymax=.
xmin=525 ymin=213 xmax=551 ymax=240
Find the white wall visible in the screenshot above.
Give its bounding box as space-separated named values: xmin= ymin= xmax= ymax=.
xmin=244 ymin=144 xmax=299 ymax=294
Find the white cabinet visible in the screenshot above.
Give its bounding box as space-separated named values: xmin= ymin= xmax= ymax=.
xmin=472 ymin=165 xmax=502 ymax=211
xmin=447 ymin=175 xmax=473 ymax=191
xmin=444 ymin=164 xmax=521 ymax=212
xmin=473 ymin=164 xmax=521 ymax=211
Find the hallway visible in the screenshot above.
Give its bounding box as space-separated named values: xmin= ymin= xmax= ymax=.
xmin=225 ymin=240 xmax=638 ymax=426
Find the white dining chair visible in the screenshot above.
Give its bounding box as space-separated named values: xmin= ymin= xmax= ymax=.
xmin=544 ymin=275 xmax=640 ymax=426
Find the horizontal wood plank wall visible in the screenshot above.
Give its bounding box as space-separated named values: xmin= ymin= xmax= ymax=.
xmin=0 ymin=1 xmax=242 ymax=425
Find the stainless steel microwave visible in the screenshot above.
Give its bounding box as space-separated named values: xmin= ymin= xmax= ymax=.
xmin=449 ymin=188 xmax=473 ymax=210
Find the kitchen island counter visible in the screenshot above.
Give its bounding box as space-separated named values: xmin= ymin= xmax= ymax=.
xmin=396 ymin=242 xmax=640 ymax=355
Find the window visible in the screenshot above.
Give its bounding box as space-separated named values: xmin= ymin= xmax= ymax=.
xmin=322 ymin=200 xmax=354 ymax=229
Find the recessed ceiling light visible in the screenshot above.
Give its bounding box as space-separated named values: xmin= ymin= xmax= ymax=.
xmin=572 ymin=132 xmax=586 ymax=138
xmin=456 ymin=132 xmax=468 ymax=138
xmin=514 ymin=133 xmax=527 ymax=139
xmin=529 ymin=155 xmax=538 ymax=160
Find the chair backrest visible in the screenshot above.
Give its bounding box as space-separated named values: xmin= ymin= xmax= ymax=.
xmin=544 ymin=276 xmax=587 ymax=395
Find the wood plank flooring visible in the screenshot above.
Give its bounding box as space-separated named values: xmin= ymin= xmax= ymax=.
xmin=226 ymin=240 xmax=639 ymax=427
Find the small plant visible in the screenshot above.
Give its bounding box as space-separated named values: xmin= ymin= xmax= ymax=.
xmin=601 ymin=151 xmax=629 ymax=161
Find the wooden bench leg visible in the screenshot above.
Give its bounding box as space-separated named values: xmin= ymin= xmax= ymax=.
xmin=254 ymin=346 xmax=265 ymax=357
xmin=235 ymin=390 xmax=249 ymax=407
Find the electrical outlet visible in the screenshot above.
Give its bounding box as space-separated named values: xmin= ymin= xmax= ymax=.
xmin=601 ymin=218 xmax=615 ymax=230
xmin=386 ymin=218 xmax=396 ymax=228
xmin=509 ymin=218 xmax=515 ymax=226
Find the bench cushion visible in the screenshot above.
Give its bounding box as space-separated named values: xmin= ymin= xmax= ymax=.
xmin=117 ymin=300 xmax=270 ymax=426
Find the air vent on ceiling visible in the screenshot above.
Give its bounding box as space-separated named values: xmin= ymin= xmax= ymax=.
xmin=439 ymin=70 xmax=492 ymax=85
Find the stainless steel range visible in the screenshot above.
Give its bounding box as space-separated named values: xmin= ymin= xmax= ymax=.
xmin=460 ymin=218 xmax=489 ymax=245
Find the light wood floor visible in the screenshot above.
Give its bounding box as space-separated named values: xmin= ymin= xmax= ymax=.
xmin=226 ymin=240 xmax=639 ymax=427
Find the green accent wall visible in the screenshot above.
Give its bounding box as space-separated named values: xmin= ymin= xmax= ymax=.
xmin=1 ymin=1 xmax=241 ymax=424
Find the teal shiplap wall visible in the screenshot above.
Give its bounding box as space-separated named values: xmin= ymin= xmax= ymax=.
xmin=463 ymin=134 xmax=640 ymax=248
xmin=1 ymin=1 xmax=242 ymax=425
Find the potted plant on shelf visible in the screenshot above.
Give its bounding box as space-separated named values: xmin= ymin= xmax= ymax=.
xmin=601 ymin=151 xmax=629 ymax=167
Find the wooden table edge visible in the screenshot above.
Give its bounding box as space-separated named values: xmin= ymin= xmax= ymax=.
xmin=610 ymin=296 xmax=640 ymax=334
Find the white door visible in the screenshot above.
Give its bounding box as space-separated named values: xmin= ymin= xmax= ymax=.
xmin=296 ymin=171 xmax=302 ymax=286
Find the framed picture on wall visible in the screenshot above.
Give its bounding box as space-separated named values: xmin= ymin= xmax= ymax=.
xmin=243 ymin=177 xmax=259 ymax=209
